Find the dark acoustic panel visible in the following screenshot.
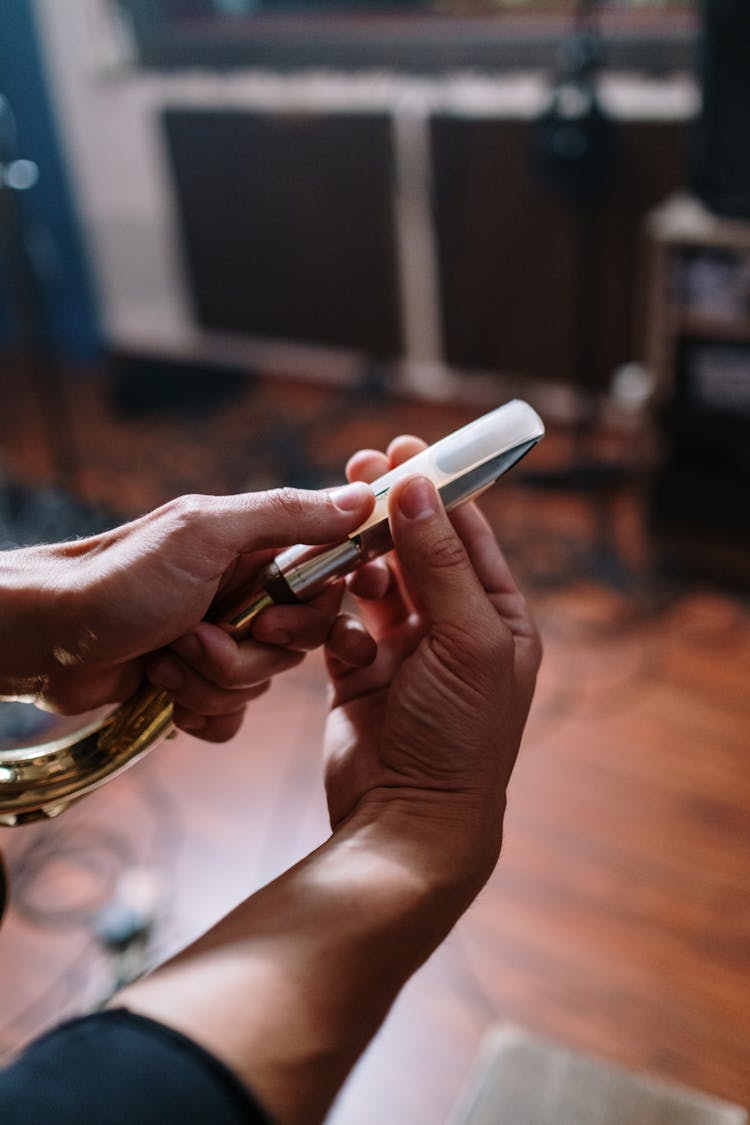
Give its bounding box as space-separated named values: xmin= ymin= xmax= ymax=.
xmin=694 ymin=0 xmax=750 ymax=220
xmin=431 ymin=116 xmax=688 ymax=389
xmin=162 ymin=109 xmax=401 ymax=358
xmin=648 ymin=337 xmax=750 ymax=588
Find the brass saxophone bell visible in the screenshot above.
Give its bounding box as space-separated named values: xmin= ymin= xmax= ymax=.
xmin=0 ymin=688 xmax=177 ymax=827
xmin=0 ymin=584 xmax=277 ymax=827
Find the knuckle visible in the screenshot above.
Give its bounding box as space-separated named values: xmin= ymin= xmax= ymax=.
xmin=208 ymin=673 xmax=235 ymax=694
xmin=214 ymin=708 xmax=247 ymax=743
xmin=266 ymin=486 xmax=307 ymax=523
xmin=205 ymin=660 xmax=239 ymax=692
xmin=206 ymin=723 xmax=240 ymax=744
xmin=157 ymin=495 xmax=213 ymax=559
xmin=194 ymin=692 xmax=232 ymax=717
xmin=39 ymin=692 xmax=73 ymax=716
xmin=528 ymin=620 xmax=543 ymax=670
xmin=163 ymin=493 xmax=207 ymax=527
xmin=431 ymin=615 xmax=514 ymax=684
xmin=42 ymin=679 xmax=98 ymax=716
xmin=427 ymin=532 xmax=469 ymax=574
xmin=297 ymin=624 xmax=328 ymax=651
xmin=159 ymin=493 xmax=231 ymax=576
xmin=486 ymin=623 xmax=515 ymax=668
xmin=430 ymin=619 xmax=487 ymax=669
xmin=509 ymin=594 xmax=543 ymax=670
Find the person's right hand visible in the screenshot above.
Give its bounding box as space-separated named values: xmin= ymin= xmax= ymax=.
xmin=113 ymin=448 xmax=542 ymax=1125
xmin=323 ymin=440 xmax=542 ymax=888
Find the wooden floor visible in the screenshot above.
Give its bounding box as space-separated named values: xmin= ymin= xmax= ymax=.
xmin=1 ymin=364 xmax=749 ymax=1122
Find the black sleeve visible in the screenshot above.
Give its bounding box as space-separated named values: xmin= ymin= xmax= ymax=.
xmin=0 ymin=1008 xmax=274 ymax=1125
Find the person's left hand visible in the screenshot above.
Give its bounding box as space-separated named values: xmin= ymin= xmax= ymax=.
xmin=3 ymin=484 xmax=376 ymax=741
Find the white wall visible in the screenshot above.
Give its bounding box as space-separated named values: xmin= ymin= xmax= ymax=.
xmin=34 ymin=0 xmax=193 ymax=351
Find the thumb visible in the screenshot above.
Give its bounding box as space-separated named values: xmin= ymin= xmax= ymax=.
xmin=193 ymin=481 xmax=375 ymax=557
xmin=388 ymin=476 xmax=489 ymax=630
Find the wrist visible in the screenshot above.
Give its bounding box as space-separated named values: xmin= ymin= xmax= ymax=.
xmin=345 ymin=786 xmax=506 ymax=907
xmin=0 ymin=544 xmax=83 ymax=696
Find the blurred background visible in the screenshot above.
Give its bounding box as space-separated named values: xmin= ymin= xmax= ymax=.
xmin=0 ymin=2 xmax=748 ymax=1123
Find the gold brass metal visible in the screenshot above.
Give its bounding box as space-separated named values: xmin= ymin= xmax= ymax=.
xmin=0 ymin=584 xmax=277 ymax=827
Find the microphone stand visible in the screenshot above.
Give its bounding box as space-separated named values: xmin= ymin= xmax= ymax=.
xmin=525 ymin=1 xmax=637 ymax=591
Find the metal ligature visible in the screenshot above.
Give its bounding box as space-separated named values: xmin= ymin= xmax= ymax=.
xmin=0 ymin=400 xmax=544 ymax=826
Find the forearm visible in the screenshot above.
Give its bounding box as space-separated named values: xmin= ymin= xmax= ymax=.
xmin=116 ymin=802 xmax=497 ymax=1125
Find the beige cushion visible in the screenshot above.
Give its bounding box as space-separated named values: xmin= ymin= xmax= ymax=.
xmin=450 ymin=1026 xmax=747 ymax=1125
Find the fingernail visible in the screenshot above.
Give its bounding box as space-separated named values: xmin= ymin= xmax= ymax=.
xmin=397 ymin=476 xmax=438 ymax=520
xmin=149 ymin=658 xmax=184 ymax=691
xmin=330 ymin=481 xmax=372 ymax=512
xmin=171 ymin=633 xmax=202 ymax=663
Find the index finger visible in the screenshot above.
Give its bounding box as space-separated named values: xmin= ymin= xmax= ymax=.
xmin=388 ymin=476 xmax=491 ymax=632
xmin=448 ymin=502 xmax=521 ymax=598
